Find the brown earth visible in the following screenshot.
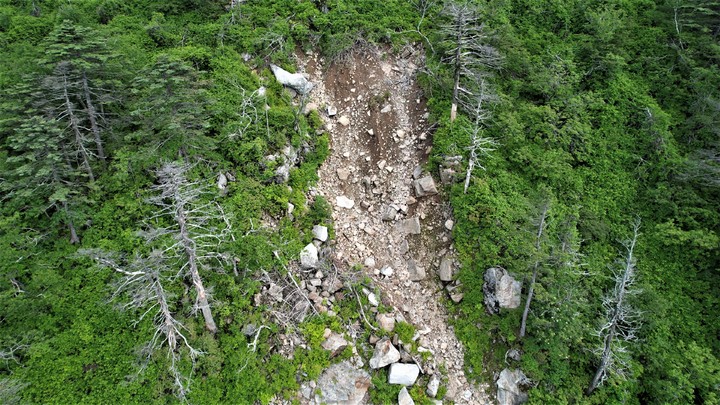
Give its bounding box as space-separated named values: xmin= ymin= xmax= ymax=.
xmin=298 ymin=45 xmax=490 ymax=404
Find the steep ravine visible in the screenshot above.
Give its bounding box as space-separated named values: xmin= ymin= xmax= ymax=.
xmin=300 ymin=46 xmax=490 ymax=404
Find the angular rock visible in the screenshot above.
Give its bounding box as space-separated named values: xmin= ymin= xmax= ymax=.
xmin=322 ymin=332 xmax=349 ymax=357
xmin=399 ymin=240 xmax=409 ymax=255
xmin=270 ymin=64 xmax=313 ymax=95
xmin=412 ymin=166 xmax=423 ymax=180
xmin=484 ymin=267 xmax=521 ymax=313
xmin=380 ymin=265 xmax=394 ymax=277
xmin=217 ymin=173 xmax=228 ymax=190
xmin=300 ymin=243 xmax=319 ymax=269
xmin=364 ymin=257 xmax=376 ymax=268
xmin=268 ymin=283 xmax=283 ymax=301
xmin=398 ymin=386 xmax=415 ymax=405
xmin=397 ymin=217 xmax=421 ymax=235
xmin=381 ymin=205 xmax=397 ymax=221
xmin=497 ymin=368 xmax=529 ymax=405
xmin=337 ymin=168 xmax=351 ymax=181
xmin=338 ymin=115 xmax=350 ymax=126
xmin=369 ymin=339 xmax=401 ymax=369
xmin=313 ymin=225 xmax=328 ymax=242
xmin=414 ymin=176 xmax=438 ymax=197
xmin=241 ymin=324 xmax=257 ymax=337
xmin=498 ymin=274 xmax=521 ymax=309
xmin=440 ymin=168 xmax=457 ymax=184
xmin=438 ymin=257 xmax=454 ymax=282
xmin=388 ymin=363 xmax=420 ymax=386
xmin=315 ymin=361 xmax=371 ymax=405
xmin=336 ymin=195 xmax=355 ymax=209
xmin=327 ymin=105 xmax=338 ymax=117
xmin=367 ymin=292 xmax=379 ymax=307
xmin=426 ymin=374 xmax=440 ymax=398
xmin=324 ymin=278 xmax=344 ymax=294
xmin=407 ymin=259 xmax=426 ymax=281
xmin=376 ymin=313 xmax=396 ymax=332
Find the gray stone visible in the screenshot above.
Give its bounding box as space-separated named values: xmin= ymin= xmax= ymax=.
xmin=439 ymin=257 xmax=455 ymax=282
xmin=440 ymin=168 xmax=457 ymax=184
xmin=241 ymin=324 xmax=257 ymax=337
xmin=497 ymin=368 xmax=529 ymax=405
xmin=364 ymin=257 xmax=376 ymax=268
xmin=323 ymin=278 xmax=344 ymax=294
xmin=315 ymin=361 xmax=371 ymax=405
xmin=321 ymin=332 xmax=349 ymax=357
xmin=338 ymin=115 xmax=350 ymax=126
xmin=426 ymin=374 xmax=440 ymax=397
xmin=407 ymin=259 xmax=426 ymax=281
xmin=300 ymin=243 xmax=319 ymax=269
xmin=369 ymin=338 xmax=401 ymax=369
xmin=377 ymin=313 xmax=396 ymax=332
xmin=380 ymin=265 xmax=394 ymax=277
xmin=327 ymin=105 xmax=338 ymax=116
xmin=414 ymin=176 xmax=438 ymax=197
xmin=270 ymin=64 xmax=313 ymax=95
xmin=484 ymin=267 xmax=521 ymax=313
xmin=313 ymin=225 xmax=328 ymax=242
xmin=337 ymin=168 xmax=351 ymax=181
xmin=444 ymin=219 xmax=454 ymax=231
xmin=388 ymin=363 xmax=420 ymax=386
xmin=412 ymin=166 xmax=423 ymax=180
xmin=381 ymin=205 xmax=397 ymax=221
xmin=498 ymin=274 xmax=522 ymax=309
xmin=367 ymin=292 xmax=379 ymax=307
xmin=399 ymin=240 xmax=409 ymax=255
xmin=217 ymin=173 xmax=228 ymax=190
xmin=397 ymin=217 xmax=421 ymax=235
xmin=267 ymin=283 xmax=283 ymax=302
xmin=336 ymin=195 xmax=355 ymax=209
xmin=398 ymin=386 xmax=415 ymax=405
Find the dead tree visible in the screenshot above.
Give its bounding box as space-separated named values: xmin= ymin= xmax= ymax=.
xmin=519 ymin=201 xmax=550 ymax=338
xmin=147 ymin=162 xmax=227 ymax=334
xmin=439 ymin=1 xmax=501 ymax=121
xmin=84 ymin=249 xmax=202 ymax=400
xmin=461 ymin=78 xmax=498 ymax=193
xmin=587 ymin=220 xmax=642 ymax=395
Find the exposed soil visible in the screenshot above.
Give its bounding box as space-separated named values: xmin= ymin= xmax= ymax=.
xmin=299 ymin=45 xmax=490 ymax=404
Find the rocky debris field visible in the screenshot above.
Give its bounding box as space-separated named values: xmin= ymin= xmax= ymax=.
xmin=282 ymin=46 xmax=491 ymax=404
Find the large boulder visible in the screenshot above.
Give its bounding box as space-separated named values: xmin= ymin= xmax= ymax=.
xmin=369 ymin=338 xmax=401 ymax=369
xmin=483 ymin=267 xmax=521 ymax=313
xmin=300 ymin=243 xmax=319 ymax=269
xmin=315 ymin=361 xmax=371 ymax=405
xmin=497 ymin=368 xmax=529 ymax=405
xmin=270 ymin=64 xmax=314 ymax=95
xmin=388 ymin=363 xmax=420 ymax=386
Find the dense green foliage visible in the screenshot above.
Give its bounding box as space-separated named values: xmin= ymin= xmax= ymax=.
xmin=0 ymin=0 xmax=718 ymax=403
xmin=420 ymin=0 xmax=720 ymax=402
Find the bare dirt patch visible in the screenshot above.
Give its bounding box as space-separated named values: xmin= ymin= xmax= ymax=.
xmin=299 ymin=45 xmax=489 ymax=404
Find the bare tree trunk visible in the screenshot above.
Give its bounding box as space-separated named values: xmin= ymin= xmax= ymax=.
xmin=82 ymin=71 xmax=105 ymax=164
xmin=451 ymin=30 xmax=462 ymax=122
xmin=519 ymin=203 xmax=549 ymax=338
xmin=176 ymin=205 xmax=217 ymax=334
xmin=62 ymin=73 xmax=94 ymax=182
xmin=587 ymin=220 xmax=641 ymax=395
xmin=587 ymin=325 xmax=615 ymax=395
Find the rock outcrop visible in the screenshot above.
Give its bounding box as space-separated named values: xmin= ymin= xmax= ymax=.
xmin=497 ymin=368 xmax=528 ymax=405
xmin=315 ymin=361 xmax=371 ymax=405
xmin=484 ymin=267 xmax=521 ymax=313
xmin=270 ymin=64 xmax=314 ymax=95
